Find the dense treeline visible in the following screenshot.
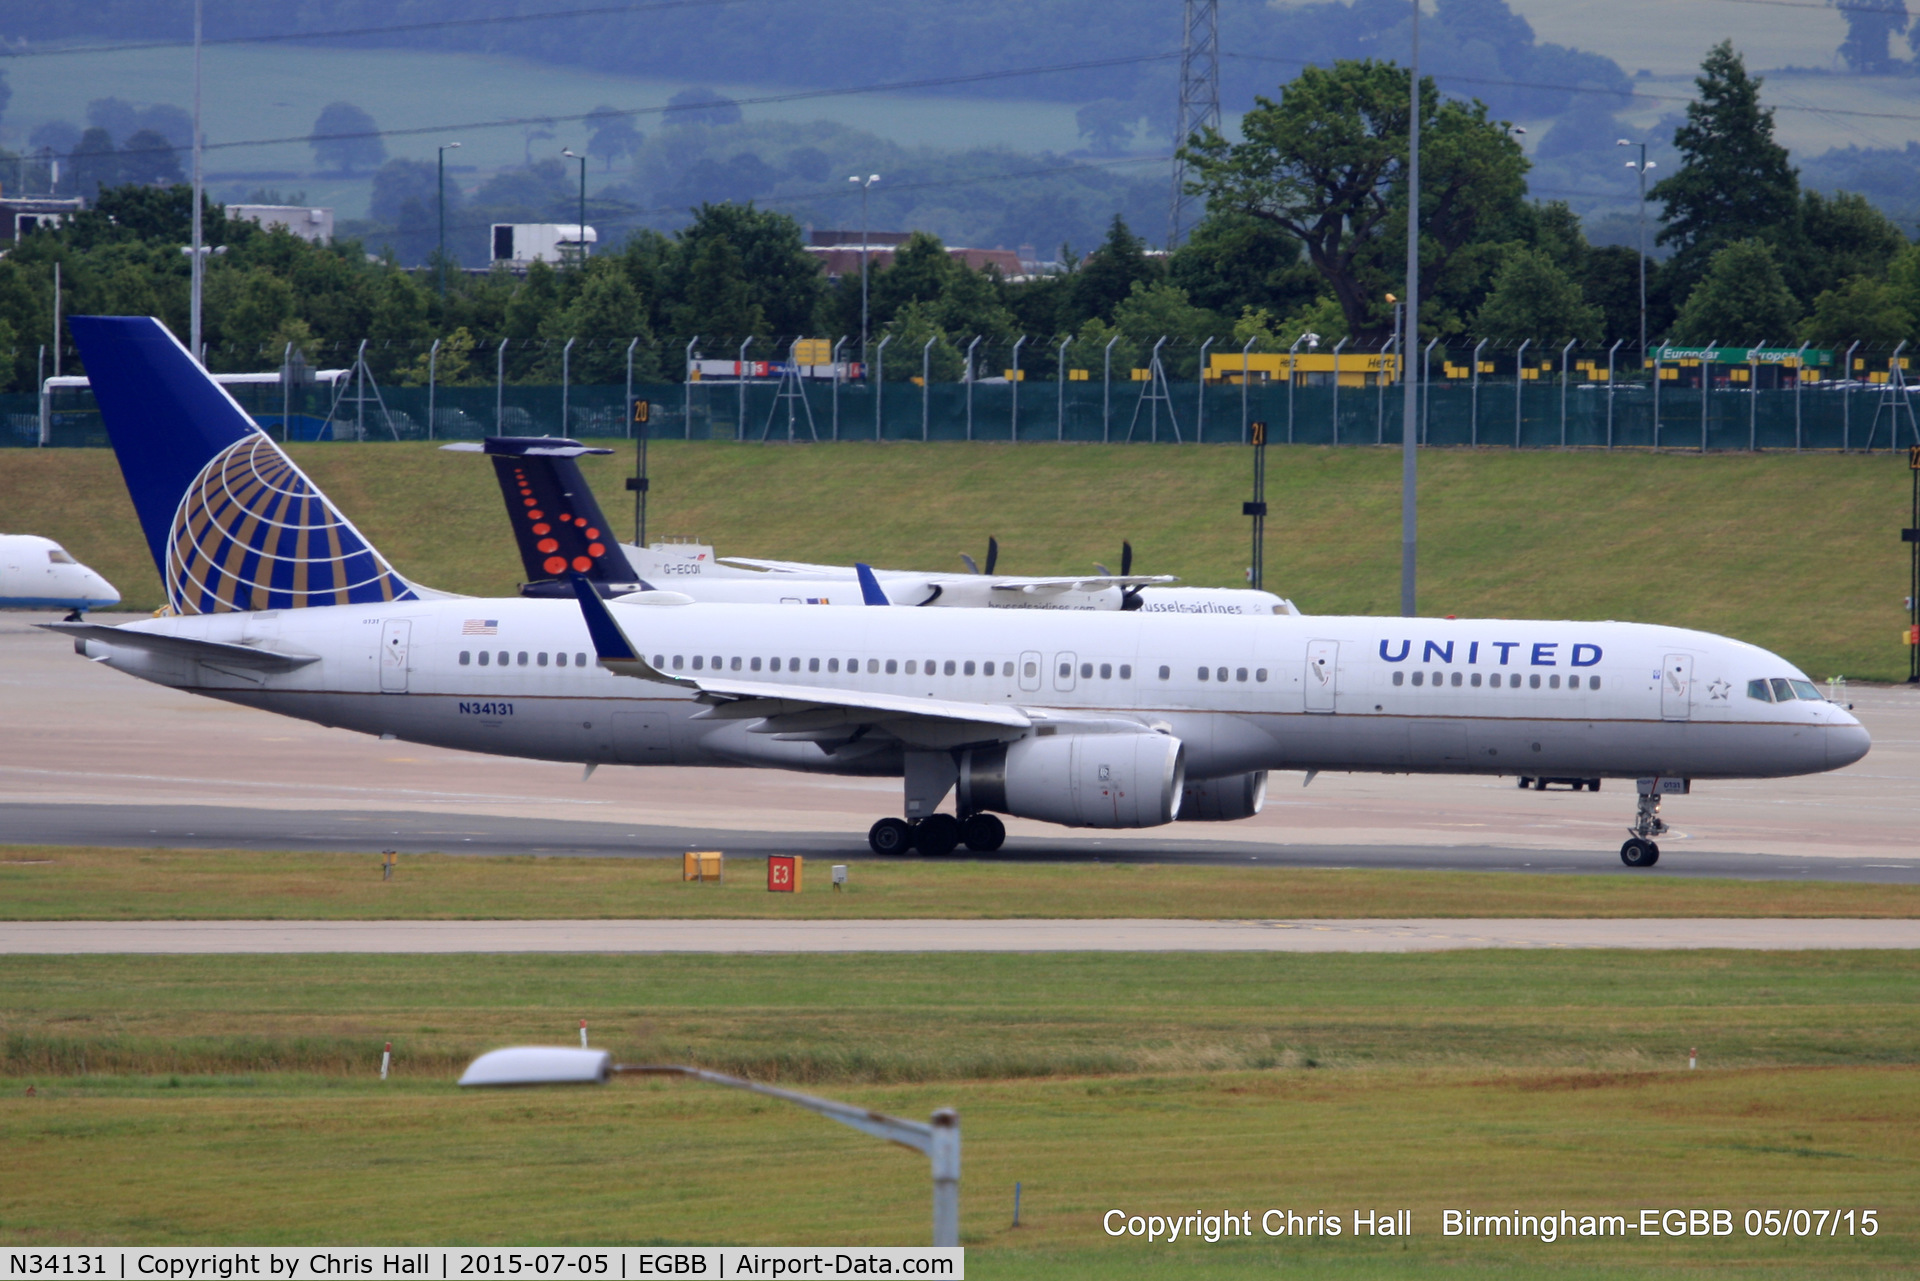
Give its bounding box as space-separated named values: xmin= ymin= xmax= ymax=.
xmin=8 ymin=46 xmax=1916 ymax=395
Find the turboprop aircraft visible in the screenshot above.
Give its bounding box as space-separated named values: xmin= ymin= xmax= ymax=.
xmin=0 ymin=533 xmax=120 ymax=612
xmin=448 ymin=434 xmax=1298 ymax=614
xmin=53 ymin=315 xmax=1870 ymax=865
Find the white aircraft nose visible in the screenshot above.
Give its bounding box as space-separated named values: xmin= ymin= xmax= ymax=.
xmin=1826 ymin=723 xmax=1871 ymax=771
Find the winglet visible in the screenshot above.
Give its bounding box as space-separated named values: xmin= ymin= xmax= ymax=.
xmin=569 ymin=574 xmax=683 ymax=684
xmin=854 ymin=562 xmax=891 ymax=606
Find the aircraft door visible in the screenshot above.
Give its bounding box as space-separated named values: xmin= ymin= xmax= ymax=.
xmin=379 ymin=620 xmax=411 ymax=693
xmin=1019 ymin=651 xmax=1043 ymax=692
xmin=1305 ymin=640 xmax=1339 ymax=713
xmin=1661 ymin=653 xmax=1693 ymax=720
xmin=1054 ymin=651 xmax=1078 ymax=692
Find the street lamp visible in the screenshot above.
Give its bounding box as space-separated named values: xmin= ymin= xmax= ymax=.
xmin=1400 ymin=0 xmax=1423 ymax=619
xmin=1618 ymin=140 xmax=1656 ymax=365
xmin=561 ymin=148 xmax=589 ymax=265
xmin=459 ymin=1047 xmax=960 ymax=1247
xmin=437 ymin=141 xmax=461 ymax=296
xmin=848 ymin=174 xmax=880 ymax=368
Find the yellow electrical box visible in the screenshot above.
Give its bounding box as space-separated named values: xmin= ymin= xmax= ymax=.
xmin=683 ymin=851 xmax=724 ymax=882
xmin=1131 ymin=368 xmax=1152 ymax=381
xmin=1068 ymin=368 xmax=1090 ymax=381
xmin=1004 ymin=369 xmax=1025 ymax=381
xmin=792 ymin=339 xmax=832 ymax=365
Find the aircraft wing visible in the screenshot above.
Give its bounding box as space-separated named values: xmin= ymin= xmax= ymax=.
xmin=716 ymin=556 xmax=851 ymax=576
xmin=38 ymin=622 xmax=321 ymax=671
xmin=720 ymin=556 xmax=1178 ymax=593
xmin=570 ymin=577 xmax=1030 ymax=734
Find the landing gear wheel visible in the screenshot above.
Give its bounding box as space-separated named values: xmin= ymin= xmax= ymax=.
xmin=960 ymin=812 xmax=1006 ymax=853
xmin=868 ymin=817 xmax=912 ymax=855
xmin=912 ymin=814 xmax=960 ymax=857
xmin=1620 ymin=838 xmax=1660 ymax=868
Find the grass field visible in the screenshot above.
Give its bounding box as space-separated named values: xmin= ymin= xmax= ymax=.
xmin=6 ymin=846 xmax=1918 ymax=921
xmin=3 ymin=952 xmax=1914 ymax=1273
xmin=3 ymin=442 xmax=1911 ymax=680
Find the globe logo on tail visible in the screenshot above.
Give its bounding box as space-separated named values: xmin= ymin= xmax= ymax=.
xmin=165 ymin=434 xmax=415 ymax=614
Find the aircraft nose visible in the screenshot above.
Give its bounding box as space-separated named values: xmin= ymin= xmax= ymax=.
xmin=1826 ymin=722 xmax=1871 ymax=771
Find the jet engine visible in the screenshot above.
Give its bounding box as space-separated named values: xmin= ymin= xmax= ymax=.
xmin=1177 ymin=771 xmax=1268 ymax=822
xmin=957 ymin=731 xmax=1184 ymax=828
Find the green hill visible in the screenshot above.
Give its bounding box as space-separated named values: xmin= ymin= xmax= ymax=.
xmin=2 ymin=442 xmax=1910 ymax=680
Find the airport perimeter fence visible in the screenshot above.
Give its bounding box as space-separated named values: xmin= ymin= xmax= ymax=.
xmin=12 ymin=337 xmax=1920 ymax=452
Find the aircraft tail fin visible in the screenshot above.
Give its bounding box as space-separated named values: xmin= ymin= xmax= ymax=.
xmin=445 ymin=436 xmax=640 ymax=591
xmin=67 ymin=315 xmax=416 ymax=615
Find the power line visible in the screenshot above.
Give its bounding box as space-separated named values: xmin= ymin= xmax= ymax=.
xmin=0 ymin=0 xmax=778 ymax=58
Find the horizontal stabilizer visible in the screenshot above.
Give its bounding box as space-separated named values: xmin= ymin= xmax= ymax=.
xmin=39 ymin=622 xmax=320 ymax=672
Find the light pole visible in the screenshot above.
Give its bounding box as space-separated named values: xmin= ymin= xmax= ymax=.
xmin=189 ymin=0 xmax=203 ymax=365
xmin=1618 ymin=140 xmax=1656 ymax=367
xmin=436 ymin=141 xmax=461 ymax=296
xmin=848 ymin=174 xmax=880 ymax=367
xmin=1401 ymin=0 xmax=1421 ymax=618
xmin=561 ymin=148 xmax=588 ymax=265
xmin=460 ymin=1047 xmax=960 ymax=1247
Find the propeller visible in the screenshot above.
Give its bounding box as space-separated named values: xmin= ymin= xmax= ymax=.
xmin=961 ymin=536 xmax=1000 ymax=576
xmin=1118 ymin=540 xmax=1145 ymax=611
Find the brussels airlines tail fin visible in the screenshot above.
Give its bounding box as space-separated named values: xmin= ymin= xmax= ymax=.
xmin=67 ymin=315 xmax=416 ymax=615
xmin=442 ymin=436 xmax=642 ymax=598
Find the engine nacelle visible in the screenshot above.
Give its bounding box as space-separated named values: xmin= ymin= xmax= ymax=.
xmin=1177 ymin=771 xmax=1268 ymax=822
xmin=958 ymin=732 xmax=1185 ymax=828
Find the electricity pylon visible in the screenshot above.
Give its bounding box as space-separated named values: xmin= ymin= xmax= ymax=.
xmin=1167 ymin=0 xmax=1220 ymax=248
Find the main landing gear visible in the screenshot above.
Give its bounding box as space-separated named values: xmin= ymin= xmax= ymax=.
xmin=867 ymin=812 xmax=1006 ymax=855
xmin=1619 ymin=788 xmax=1670 ymax=867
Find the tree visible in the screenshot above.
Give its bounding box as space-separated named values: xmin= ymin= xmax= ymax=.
xmin=1110 ymin=280 xmax=1222 ymax=348
xmin=1472 ymin=247 xmax=1603 ymax=346
xmin=585 ymin=106 xmax=643 ymax=171
xmin=1649 ymin=43 xmax=1798 ymax=296
xmin=1578 ymin=245 xmax=1667 ymax=347
xmin=1166 ymin=210 xmax=1319 ymax=323
xmin=117 ymin=129 xmax=183 ymax=186
xmin=669 ymin=232 xmax=764 ymax=342
xmin=1780 ymin=189 xmax=1908 ymax=309
xmin=86 ymin=96 xmax=140 ymax=142
xmin=666 ymin=88 xmax=742 ymax=128
xmin=1671 ymin=239 xmax=1801 ymax=343
xmin=70 ymin=128 xmax=119 ymax=198
xmin=665 ymin=204 xmax=821 ymax=339
xmin=309 ymin=101 xmax=386 ymax=174
xmin=881 ymin=301 xmax=964 ymax=381
xmin=1076 ymin=100 xmax=1141 ymax=155
xmin=538 ymin=262 xmax=659 ymax=382
xmin=1834 ymin=0 xmax=1912 ymax=73
xmin=1068 ymin=215 xmax=1161 ymax=326
xmin=1801 ymin=276 xmax=1912 ymax=348
xmin=1182 ymin=59 xmax=1526 ymax=343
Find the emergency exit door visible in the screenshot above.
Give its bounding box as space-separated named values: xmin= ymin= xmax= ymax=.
xmin=1661 ymin=653 xmax=1693 ymax=720
xmin=1305 ymin=640 xmax=1339 ymax=713
xmin=380 ymin=620 xmax=411 ymax=693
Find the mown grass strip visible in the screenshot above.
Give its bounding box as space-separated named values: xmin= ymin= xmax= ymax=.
xmin=4 ymin=846 xmax=1916 ymax=921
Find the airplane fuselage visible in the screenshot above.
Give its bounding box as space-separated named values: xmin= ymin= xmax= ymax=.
xmin=78 ymin=598 xmax=1869 ymax=789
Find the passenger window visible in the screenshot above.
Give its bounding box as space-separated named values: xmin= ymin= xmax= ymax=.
xmin=1469 ymin=672 xmax=1481 ymax=687
xmin=1158 ymin=665 xmax=1170 ymax=680
xmin=1430 ymin=671 xmax=1441 ymax=686
xmin=1198 ymin=667 xmax=1210 ymax=681
xmin=1790 ymin=679 xmax=1820 ymax=700
xmin=498 ymin=652 xmax=509 ymax=666
xmin=1121 ymin=665 xmax=1133 ymax=679
xmin=828 ymin=658 xmax=840 ymax=673
xmin=1392 ymin=670 xmax=1404 ymax=686
xmin=963 ymin=661 xmax=975 ymax=676
xmin=1747 ymin=679 xmax=1772 ymax=702
xmin=538 ymin=652 xmax=549 ymax=667
xmin=906 ymin=660 xmax=918 ymax=675
xmin=1589 ymin=676 xmax=1601 ymax=690
xmin=791 ymin=657 xmax=801 ymax=671
xmin=923 ymin=658 xmax=934 ymax=673
xmin=651 ymin=654 xmax=663 ymax=667
xmin=557 ymin=652 xmax=568 ymax=667
xmin=1549 ymin=674 xmax=1560 ymax=689
xmin=1100 ymin=663 xmax=1112 ymax=679
xmin=980 ymin=661 xmax=992 ymax=676
xmin=576 ymin=653 xmax=587 ymax=667
xmin=518 ymin=652 xmax=528 ymax=666
xmin=1529 ymin=673 xmax=1541 ymax=689
xmin=1061 ymin=662 xmax=1073 ymax=679
xmin=713 ymin=656 xmax=722 ymax=670
xmin=751 ymin=657 xmax=763 ymax=672
xmin=731 ymin=656 xmax=742 ymax=671
xmin=1216 ymin=667 xmax=1228 ymax=683
xmin=771 ymin=657 xmax=782 ymax=672
xmin=1411 ymin=671 xmax=1423 ymax=686
xmin=1450 ymin=671 xmax=1462 ymax=687
xmin=1252 ymin=668 xmax=1264 ymax=682
xmin=692 ymin=656 xmax=705 ymax=670
xmin=460 ymin=651 xmax=472 ymax=665
xmin=886 ymin=659 xmax=898 ymax=674
xmin=478 ymin=651 xmax=490 ymax=666
xmin=945 ymin=660 xmax=957 ymax=676
xmin=1770 ymin=678 xmax=1794 ymax=701
xmin=1080 ymin=662 xmax=1093 ymax=679
xmin=672 ymin=655 xmax=685 ymax=670
xmin=809 ymin=657 xmax=821 ymax=673
xmin=867 ymin=659 xmax=879 ymax=674
xmin=1235 ymin=667 xmax=1248 ymax=682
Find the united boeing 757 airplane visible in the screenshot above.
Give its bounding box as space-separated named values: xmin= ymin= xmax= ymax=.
xmin=52 ymin=316 xmax=1869 ymax=863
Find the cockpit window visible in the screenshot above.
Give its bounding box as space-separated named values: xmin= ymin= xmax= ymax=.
xmin=1769 ymin=678 xmax=1796 ymax=702
xmin=47 ymin=549 xmax=76 ymax=564
xmin=1746 ymin=680 xmax=1773 ymax=702
xmin=1789 ymin=679 xmax=1821 ymax=701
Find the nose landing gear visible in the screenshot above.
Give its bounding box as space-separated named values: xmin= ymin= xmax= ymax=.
xmin=1620 ymin=786 xmax=1670 ymax=867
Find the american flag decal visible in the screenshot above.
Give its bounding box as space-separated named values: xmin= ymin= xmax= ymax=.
xmin=462 ymin=619 xmax=500 ymax=635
